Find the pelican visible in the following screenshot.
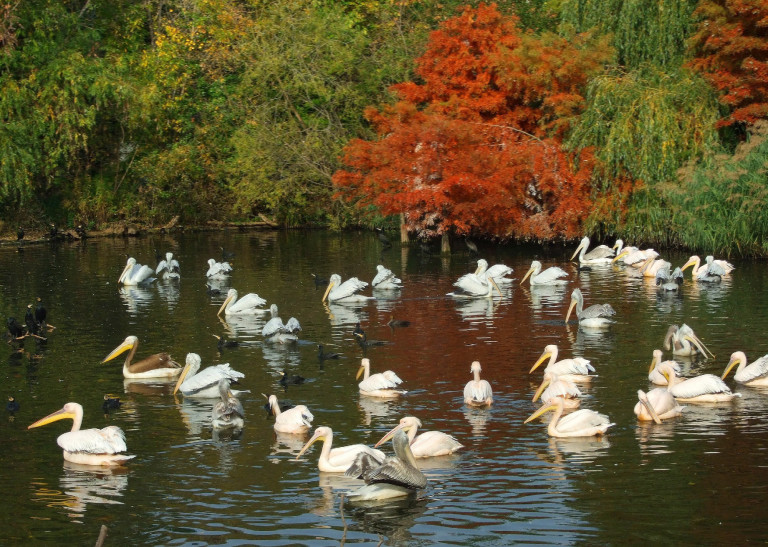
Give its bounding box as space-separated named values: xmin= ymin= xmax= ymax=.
xmin=102 ymin=335 xmax=182 ymax=379
xmin=212 ymin=379 xmax=245 ymax=430
xmin=266 ymin=394 xmax=313 ymax=434
xmin=357 ymin=358 xmax=406 ymax=398
xmin=218 ymin=288 xmax=267 ymax=316
xmin=565 ymin=288 xmax=615 ymax=328
xmin=262 ymin=304 xmax=301 ymax=343
xmin=173 ymin=353 xmax=245 ymax=398
xmin=322 ymin=274 xmax=372 ymax=303
xmin=206 ymin=258 xmax=232 ymax=279
xmin=524 ymin=397 xmax=614 ymax=437
xmin=530 ymin=344 xmax=595 ymax=382
xmin=464 ymin=360 xmax=493 ymax=406
xmin=118 ymin=257 xmax=156 ymax=285
xmin=571 ymin=236 xmax=614 ymax=265
xmin=448 ymin=276 xmax=501 ymax=298
xmin=532 ymin=372 xmax=582 ymax=409
xmin=658 ymin=362 xmax=740 ymax=402
xmin=681 ymin=255 xmax=735 ymax=280
xmin=377 ymin=416 xmax=463 ymax=458
xmin=721 ymin=351 xmax=768 ymax=386
xmin=28 ymin=402 xmax=135 ymax=466
xmin=655 ymin=266 xmax=684 ymax=291
xmin=295 ymin=426 xmax=385 ymax=472
xmin=372 ymin=265 xmax=403 ymax=290
xmin=635 ymin=256 xmax=672 ymax=278
xmin=663 ymin=324 xmax=714 ymax=358
xmin=155 ymin=252 xmax=180 ymax=279
xmin=345 ymin=428 xmax=426 ymax=501
xmin=612 ymin=247 xmax=659 ymax=267
xmin=475 ymin=259 xmax=514 ymax=284
xmin=648 ymin=349 xmax=682 ymax=385
xmin=635 ymin=389 xmax=683 ymax=422
xmin=520 ymin=261 xmax=568 ymax=286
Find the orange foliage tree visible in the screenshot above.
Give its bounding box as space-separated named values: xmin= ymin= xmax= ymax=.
xmin=332 ymin=3 xmax=611 ymax=239
xmin=688 ymin=0 xmax=768 ymax=127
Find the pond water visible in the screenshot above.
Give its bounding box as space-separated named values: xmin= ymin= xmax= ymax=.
xmin=1 ymin=230 xmax=767 ymax=545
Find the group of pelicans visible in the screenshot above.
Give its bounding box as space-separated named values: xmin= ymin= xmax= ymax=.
xmin=23 ymin=235 xmax=766 ymax=502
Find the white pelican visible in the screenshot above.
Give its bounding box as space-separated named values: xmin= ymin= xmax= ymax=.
xmin=565 ymin=288 xmax=615 ymax=328
xmin=173 ymin=353 xmax=245 ymax=398
xmin=357 ymin=358 xmax=406 ymax=398
xmin=520 ymin=260 xmax=568 ymax=286
xmin=448 ymin=276 xmax=501 ymax=298
xmin=655 ymin=266 xmax=684 ymax=291
xmin=155 ymin=252 xmax=180 ymax=279
xmin=658 ymin=362 xmax=740 ymax=402
xmin=322 ymin=274 xmax=372 ymax=303
xmin=613 ymin=247 xmax=659 ymax=267
xmin=721 ymin=351 xmax=768 ymax=386
xmin=262 ymin=304 xmax=301 ymax=343
xmin=634 ymin=389 xmax=683 ymax=423
xmin=524 ymin=397 xmax=614 ymax=437
xmin=475 ymin=258 xmax=514 ymax=284
xmin=648 ymin=349 xmax=682 ymax=385
xmin=372 ymin=265 xmax=403 ymax=290
xmin=217 ymin=288 xmax=267 ymax=316
xmin=636 ymin=257 xmax=672 ymax=278
xmin=206 ymin=258 xmax=232 ymax=279
xmin=212 ymin=379 xmax=244 ymax=430
xmin=295 ymin=426 xmax=385 ymax=472
xmin=345 ymin=428 xmax=427 ymax=501
xmin=464 ymin=360 xmax=493 ymax=406
xmin=28 ymin=402 xmax=135 ymax=466
xmin=118 ymin=257 xmax=156 ymax=285
xmin=681 ymin=255 xmax=735 ymax=280
xmin=663 ymin=324 xmax=714 ymax=358
xmin=571 ymin=236 xmax=614 ymax=265
xmin=532 ymin=372 xmax=582 ymax=409
xmin=266 ymin=394 xmax=313 ymax=434
xmin=102 ymin=335 xmax=182 ymax=379
xmin=377 ymin=416 xmax=463 ymax=458
xmin=530 ymin=344 xmax=595 ymax=382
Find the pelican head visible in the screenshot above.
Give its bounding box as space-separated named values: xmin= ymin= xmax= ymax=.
xmin=377 ymin=416 xmax=422 ymax=447
xmin=295 ymin=426 xmax=332 ymax=460
xmin=173 ymin=353 xmax=202 ymax=394
xmin=570 ymin=237 xmax=590 ymax=260
xmin=474 ymin=259 xmax=489 ymax=275
xmin=524 ymin=398 xmax=561 ymax=424
xmin=649 ymin=349 xmax=663 ymax=374
xmin=118 ymin=257 xmax=138 ymax=284
xmin=217 ymin=289 xmax=238 ymax=316
xmin=721 ymin=351 xmax=748 ymax=380
xmin=530 ymin=344 xmax=557 ymax=373
xmin=680 ymin=255 xmax=701 ymax=272
xmin=565 ymin=288 xmax=583 ymax=323
xmin=269 ymin=303 xmax=279 ymax=318
xmin=532 ymin=374 xmax=554 ymax=402
xmin=612 ymin=248 xmax=630 ymax=263
xmin=322 ymin=274 xmax=341 ymax=303
xmin=28 ymin=402 xmax=81 ymax=430
xmin=356 ymin=358 xmax=371 ymax=380
xmin=637 ymin=390 xmax=662 ymax=424
xmin=102 ymin=336 xmax=138 ymax=363
xmin=470 ymin=361 xmax=481 ymax=374
xmin=520 ymin=261 xmax=542 ymax=285
xmin=613 ymin=239 xmax=624 ymax=253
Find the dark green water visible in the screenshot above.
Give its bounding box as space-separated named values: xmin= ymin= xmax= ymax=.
xmin=1 ymin=231 xmax=767 ymax=545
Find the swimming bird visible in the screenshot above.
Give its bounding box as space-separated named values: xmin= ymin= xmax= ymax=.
xmin=532 ymin=372 xmax=582 ymax=409
xmin=372 ymin=265 xmax=403 ymax=289
xmin=317 ymin=344 xmax=341 ymax=361
xmin=655 ymin=266 xmax=684 ymax=291
xmin=6 ymin=317 xmax=25 ymax=340
xmin=295 ymin=426 xmax=386 ymax=472
xmin=525 ymin=397 xmax=614 ymax=438
xmin=7 ymin=396 xmax=20 ymax=415
xmin=663 ymin=324 xmax=714 ymax=358
xmin=34 ymin=297 xmax=53 ymax=331
xmin=102 ymin=395 xmax=121 ymax=413
xmin=265 ymin=394 xmax=313 ymax=434
xmin=530 ymin=344 xmax=595 ymax=383
xmin=721 ymin=351 xmax=768 ymax=386
xmin=648 ymin=349 xmax=682 ymax=385
xmin=155 ymin=252 xmax=180 ymax=279
xmin=448 ymin=276 xmax=502 ymax=298
xmin=212 ymin=334 xmax=239 ymax=352
xmin=279 ymin=370 xmax=305 ymax=387
xmin=681 ymin=255 xmax=735 ymax=280
xmin=212 ymin=379 xmax=245 ymax=430
xmin=658 ymin=362 xmax=739 ymax=402
xmin=262 ymin=304 xmax=301 ymax=343
xmin=452 ymin=259 xmax=505 ymax=296
xmin=357 ymin=358 xmax=406 ymax=398
xmin=565 ymin=288 xmax=615 ymax=328
xmin=206 ymin=258 xmax=232 ymax=280
xmin=102 ymin=335 xmax=182 ymax=379
xmin=475 ymin=258 xmax=514 ymax=284
xmin=520 ymin=260 xmax=568 ymax=286
xmin=352 ymin=324 xmax=388 ymax=350
xmin=322 ymin=274 xmax=372 ymax=303
xmin=377 ymin=416 xmax=463 ymax=458
xmin=311 ymin=273 xmax=329 ymax=290
xmin=464 ymin=361 xmax=493 ymax=407
xmin=634 ymin=389 xmax=683 ymax=423
xmin=27 ymin=402 xmax=135 ymax=466
xmin=613 ymin=246 xmax=659 ymax=267
xmin=571 ymin=236 xmax=614 ymax=265
xmin=174 ymin=353 xmax=245 ymax=397
xmin=218 ymin=288 xmax=268 ymax=316
xmin=220 ymin=246 xmax=235 ymax=260
xmin=375 ymin=227 xmax=392 ymax=248
xmin=118 ymin=257 xmax=156 ymax=285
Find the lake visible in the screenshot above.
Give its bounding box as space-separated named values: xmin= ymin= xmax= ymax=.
xmin=1 ymin=230 xmax=767 ymax=545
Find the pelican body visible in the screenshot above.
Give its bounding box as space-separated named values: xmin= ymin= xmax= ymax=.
xmin=659 ymin=362 xmax=739 ymax=402
xmin=28 ymin=402 xmax=135 ymax=466
xmin=571 ymin=236 xmax=614 ymax=265
xmin=530 ymin=344 xmax=595 ymax=382
xmin=102 ymin=335 xmax=181 ymax=379
xmin=212 ymin=379 xmax=244 ymax=430
xmin=262 ymin=304 xmax=301 ymax=343
xmin=174 ymin=353 xmax=245 ymax=397
xmin=663 ymin=324 xmax=713 ymax=358
xmin=520 ymin=260 xmax=568 ymax=286
xmin=525 ymin=397 xmax=614 ymax=438
xmin=218 ymin=288 xmax=267 ymax=316
xmin=118 ymin=257 xmax=156 ymax=286
xmin=648 ymin=349 xmax=681 ymax=385
xmin=206 ymin=259 xmax=232 ymax=279
xmin=322 ymin=274 xmax=372 ymax=303
xmin=267 ymin=394 xmax=313 ymax=434
xmin=378 ymin=416 xmax=463 ymax=458
xmin=296 ymin=426 xmax=385 ymax=472
xmin=357 ymin=358 xmax=406 ymax=398
xmin=464 ymin=360 xmax=493 ymax=406
xmin=533 ymin=372 xmax=582 ymax=409
xmin=565 ymin=288 xmax=615 ymax=328
xmin=612 ymin=245 xmax=659 ymax=267
xmin=634 ymin=388 xmax=683 ymax=422
xmin=722 ymin=351 xmax=768 ymax=386
xmin=448 ymin=276 xmax=501 ymax=298
xmin=655 ymin=266 xmax=684 ymax=291
xmin=475 ymin=259 xmax=513 ymax=284
xmin=681 ymin=255 xmax=734 ymax=280
xmin=155 ymin=252 xmax=180 ymax=279
xmin=372 ymin=265 xmax=403 ymax=290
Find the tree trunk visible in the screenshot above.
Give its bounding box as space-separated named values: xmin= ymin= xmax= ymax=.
xmin=399 ymin=214 xmax=409 ymax=245
xmin=441 ymin=232 xmax=451 ymax=255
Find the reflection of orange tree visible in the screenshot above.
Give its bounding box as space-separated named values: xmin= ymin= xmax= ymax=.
xmin=333 ymin=3 xmax=612 ymax=240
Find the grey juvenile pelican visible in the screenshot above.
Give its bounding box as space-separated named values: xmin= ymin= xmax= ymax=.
xmin=212 ymin=379 xmax=245 ymax=430
xmin=565 ymin=288 xmax=615 ymax=328
xmin=571 ymin=236 xmax=614 ymax=265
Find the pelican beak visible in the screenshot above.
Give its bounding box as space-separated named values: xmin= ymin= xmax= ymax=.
xmin=680 ymin=257 xmax=696 ymax=272
xmin=684 ymin=334 xmax=714 ymax=359
xmin=28 ymin=407 xmax=75 ymax=429
xmin=489 ymin=277 xmax=502 ymax=297
xmin=532 ymin=377 xmax=551 ymax=402
xmin=173 ymin=362 xmax=193 ymax=395
xmin=638 ymin=390 xmax=662 ymax=424
xmin=473 ymin=263 xmax=483 ymax=275
xmin=612 ymin=249 xmax=630 ymax=263
xmin=102 ymin=340 xmax=133 ymax=363
xmin=118 ymin=262 xmax=132 ymax=284
xmin=721 ymin=355 xmax=741 ymax=380
xmin=565 ymin=298 xmax=577 ymax=324
xmin=295 ymin=430 xmax=325 ymax=460
xmin=570 ymin=240 xmax=586 ymax=261
xmin=520 ymin=267 xmax=534 ymax=286
xmin=321 ymin=281 xmax=335 ymax=303
xmin=375 ymin=422 xmax=408 ymax=448
xmin=524 ymin=401 xmax=557 ymax=424
xmin=530 ymin=352 xmax=552 ymax=374
xmin=355 ymin=364 xmax=365 ymax=380
xmin=217 ymin=293 xmax=234 ymax=317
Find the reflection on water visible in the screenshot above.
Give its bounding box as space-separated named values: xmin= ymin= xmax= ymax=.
xmin=118 ymin=285 xmax=155 ymax=316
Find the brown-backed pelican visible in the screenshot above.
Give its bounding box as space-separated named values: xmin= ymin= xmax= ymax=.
xmin=372 ymin=265 xmax=403 ymax=290
xmin=648 ymin=349 xmax=682 ymax=385
xmin=634 ymin=389 xmax=683 ymax=422
xmin=464 ymin=361 xmax=493 ymax=406
xmin=565 ymin=288 xmax=615 ymax=328
xmin=102 ymin=335 xmax=182 ymax=379
xmin=524 ymin=397 xmax=614 ymax=437
xmin=520 ymin=260 xmax=568 ymax=286
xmin=663 ymin=324 xmax=714 ymax=358
xmin=173 ymin=353 xmax=245 ymax=398
xmin=322 ymin=274 xmax=372 ymax=303
xmin=118 ymin=257 xmax=156 ymax=285
xmin=218 ymin=288 xmax=268 ymax=316
xmin=357 ymin=358 xmax=406 ymax=398
xmin=530 ymin=344 xmax=595 ymax=382
xmin=28 ymin=402 xmax=135 ymax=466
xmin=206 ymin=258 xmax=232 ymax=279
xmin=658 ymin=362 xmax=740 ymax=402
xmin=571 ymin=236 xmax=614 ymax=265
xmin=376 ymin=416 xmax=463 ymax=458
xmin=155 ymin=252 xmax=180 ymax=279
xmin=721 ymin=351 xmax=768 ymax=386
xmin=266 ymin=394 xmax=313 ymax=434
xmin=212 ymin=379 xmax=245 ymax=430
xmin=262 ymin=304 xmax=301 ymax=343
xmin=295 ymin=426 xmax=385 ymax=472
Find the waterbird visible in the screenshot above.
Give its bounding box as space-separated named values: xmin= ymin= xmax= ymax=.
xmin=322 ymin=274 xmax=372 ymax=303
xmin=530 ymin=344 xmax=595 ymax=383
xmin=357 ymin=358 xmax=406 ymax=398
xmin=532 ymin=372 xmax=582 ymax=409
xmin=118 ymin=257 xmax=156 ymax=285
xmin=570 ymin=236 xmax=615 ymax=265
xmin=295 ymin=426 xmax=385 ymax=472
xmin=7 ymin=396 xmax=20 ymax=415
xmin=174 ymin=353 xmax=245 ymax=398
xmin=475 ymin=258 xmax=513 ymax=284
xmin=520 ymin=260 xmax=568 ymax=286
xmin=648 ymin=349 xmax=682 ymax=386
xmin=102 ymin=395 xmax=121 ymax=413
xmin=565 ymin=288 xmax=615 ymax=328
xmin=525 ymin=397 xmax=614 ymax=438
xmin=35 ymin=297 xmax=54 ymax=331
xmin=262 ymin=304 xmax=301 ymax=343
xmin=17 ymin=226 xmax=24 ymax=241
xmin=155 ymin=252 xmax=180 ymax=279
xmin=220 ymin=246 xmax=235 ymax=260
xmin=387 ymin=316 xmax=411 ymax=329
xmin=663 ymin=324 xmax=714 ymax=358
xmin=376 ymin=416 xmax=463 ymax=458
xmin=634 ymin=389 xmax=683 ymax=423
xmin=27 ymin=402 xmax=135 ymax=466
xmin=681 ymin=255 xmax=735 ymax=280
xmin=311 ymin=273 xmax=329 ymax=289
xmin=218 ymin=288 xmax=267 ymax=316
xmin=213 ymin=379 xmax=245 ymax=430
xmin=721 ymin=351 xmax=768 ymax=386
xmin=658 ymin=362 xmax=739 ymax=403
xmin=265 ymin=394 xmax=313 ymax=434
xmin=206 ymin=258 xmax=232 ymax=279
xmin=655 ymin=265 xmax=684 ymax=291
xmin=212 ymin=334 xmax=239 ymax=352
xmin=317 ymin=344 xmax=341 ymax=361
xmin=371 ymin=265 xmax=403 ymax=290
xmin=279 ymin=370 xmax=305 ymax=387
xmin=102 ymin=335 xmax=182 ymax=379
xmin=375 ymin=227 xmax=391 ymax=248
xmin=464 ymin=361 xmax=492 ymax=407
xmin=6 ymin=317 xmax=25 ymax=340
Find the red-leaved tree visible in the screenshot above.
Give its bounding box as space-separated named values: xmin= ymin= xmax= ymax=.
xmin=332 ymin=3 xmax=612 ymax=239
xmin=688 ymin=0 xmax=768 ymax=127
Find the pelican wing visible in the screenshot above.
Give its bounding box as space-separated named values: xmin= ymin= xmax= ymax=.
xmin=230 ymin=293 xmax=266 ymax=313
xmin=705 ymin=260 xmax=727 ymax=277
xmin=670 ymin=374 xmax=731 ymax=398
xmin=359 ymin=371 xmax=402 ymax=392
xmin=262 ymin=317 xmax=285 ymax=337
xmin=584 ymin=245 xmax=614 ymax=261
xmin=155 ymin=259 xmax=169 ymax=274
xmin=213 ymin=397 xmax=244 ymax=422
xmin=557 ymin=409 xmax=612 ymax=434
xmin=484 ymin=264 xmax=513 ymax=281
xmin=206 ymin=261 xmax=232 ymax=277
xmin=464 ymin=379 xmax=493 ymax=403
xmin=331 ymin=277 xmax=369 ymax=300
xmin=364 ymin=456 xmax=427 ymax=489
xmin=345 ymin=451 xmax=385 ymax=480
xmin=181 ymin=364 xmax=244 ymax=395
xmin=454 ymin=273 xmax=489 ymax=295
xmin=130 ymin=353 xmax=180 ymax=374
xmin=579 ymin=304 xmax=616 ymax=320
xmin=533 ymin=266 xmax=568 ymax=285
xmin=124 ymin=264 xmax=155 ymax=284
xmin=58 ymin=427 xmax=127 ymax=455
xmin=372 ymin=267 xmax=396 ymax=287
xmin=542 ymin=380 xmax=581 ymax=402
xmin=277 ymin=405 xmax=313 ymax=429
xmin=285 ymin=317 xmax=301 ymax=334
xmin=550 ymin=358 xmax=594 ymax=376
xmin=737 ymin=355 xmax=768 ymax=383
xmin=411 ymin=431 xmax=463 ymax=457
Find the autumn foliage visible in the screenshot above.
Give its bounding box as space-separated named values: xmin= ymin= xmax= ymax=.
xmin=332 ymin=3 xmax=612 ymax=239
